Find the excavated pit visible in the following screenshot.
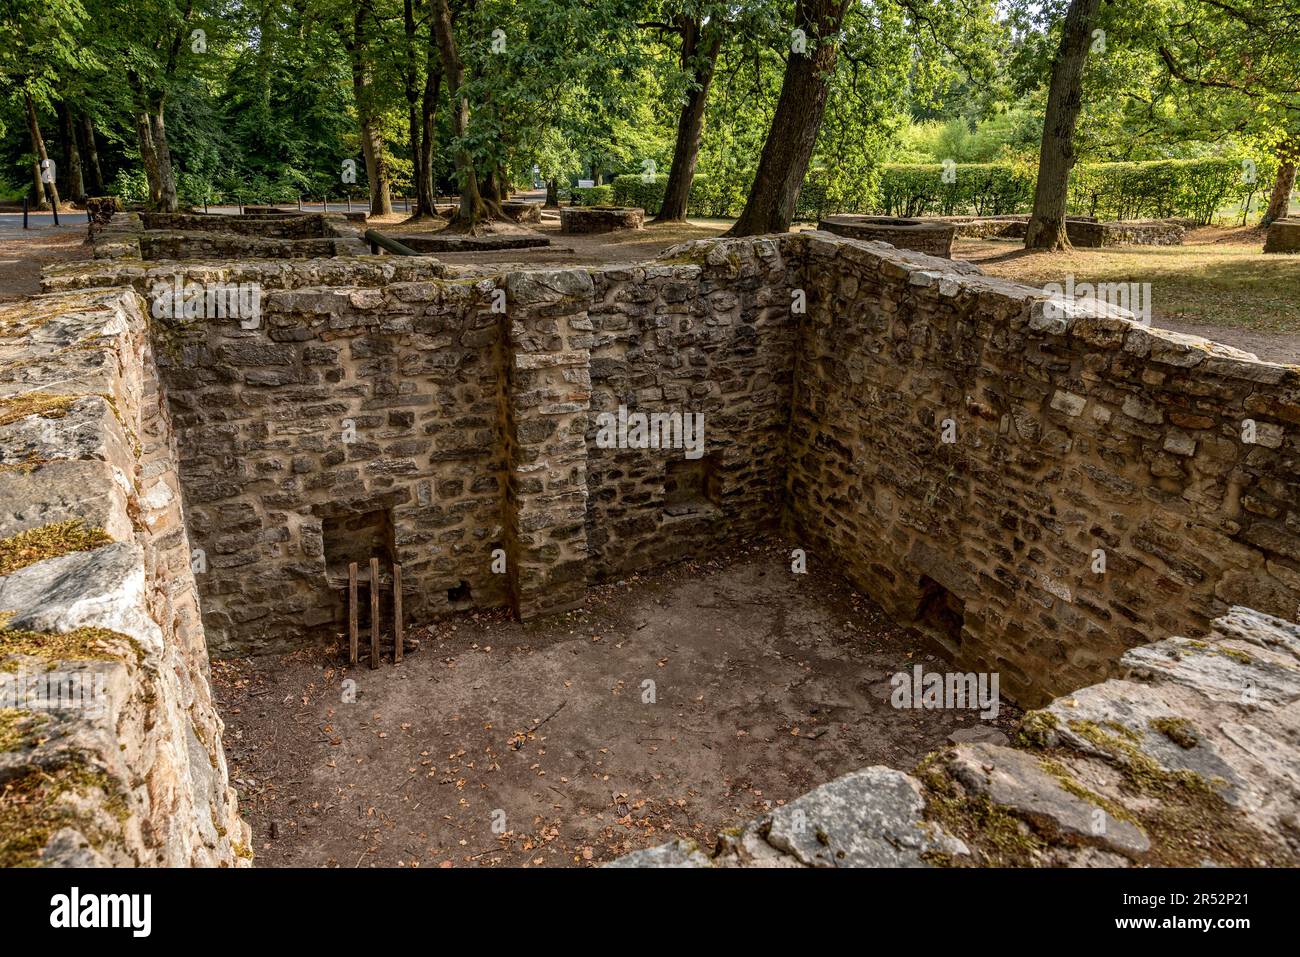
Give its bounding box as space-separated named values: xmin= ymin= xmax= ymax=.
xmin=8 ymin=214 xmax=1297 ymax=868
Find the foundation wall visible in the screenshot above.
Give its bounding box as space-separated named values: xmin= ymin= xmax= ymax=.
xmin=788 ymin=231 xmax=1300 ymax=705
xmin=150 ymin=273 xmax=511 ymax=653
xmin=0 ymin=289 xmax=248 ymax=866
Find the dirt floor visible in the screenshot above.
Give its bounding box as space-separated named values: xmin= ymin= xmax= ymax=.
xmin=212 ymin=538 xmax=1021 ymax=868
xmin=0 ymin=224 xmax=87 ymax=301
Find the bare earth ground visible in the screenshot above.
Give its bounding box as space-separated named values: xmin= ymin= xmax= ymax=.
xmin=0 ymin=226 xmax=87 ymax=301
xmin=212 ymin=539 xmax=1021 ymax=868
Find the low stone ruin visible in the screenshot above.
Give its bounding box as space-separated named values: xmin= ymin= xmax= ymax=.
xmin=818 ymin=215 xmax=957 ymax=257
xmin=1264 ymin=218 xmax=1300 ymax=254
xmin=560 ymin=205 xmax=646 ymax=233
xmin=937 ymin=215 xmax=1184 ymax=247
xmin=92 ymin=210 xmax=368 ymax=262
xmin=3 ymin=212 xmax=1298 ymax=867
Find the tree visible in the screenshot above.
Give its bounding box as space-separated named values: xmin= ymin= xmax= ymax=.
xmin=1024 ymin=0 xmax=1103 ymax=250
xmin=728 ymin=0 xmax=849 ymax=236
xmin=645 ymin=4 xmax=727 ymax=223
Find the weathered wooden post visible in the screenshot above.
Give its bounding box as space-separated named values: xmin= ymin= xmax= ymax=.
xmin=369 ymin=557 xmax=380 ymax=670
xmin=348 ymin=561 xmax=359 ymax=666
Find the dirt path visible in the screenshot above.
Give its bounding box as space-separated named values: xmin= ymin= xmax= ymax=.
xmin=213 ymin=539 xmax=1019 ymax=868
xmin=0 ymin=226 xmax=87 ymax=301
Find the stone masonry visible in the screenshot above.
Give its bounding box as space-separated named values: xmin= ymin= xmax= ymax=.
xmin=6 ymin=220 xmax=1297 ymax=867
xmin=0 ymin=289 xmax=248 ymax=866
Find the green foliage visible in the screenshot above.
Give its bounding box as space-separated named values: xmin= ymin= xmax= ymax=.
xmin=572 ymin=184 xmax=614 ymax=206
xmin=878 ymin=162 xmax=1036 ymax=216
xmin=1068 ymin=158 xmax=1279 ymax=225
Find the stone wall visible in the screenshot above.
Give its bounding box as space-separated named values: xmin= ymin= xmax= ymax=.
xmin=1066 ymin=219 xmax=1185 ymax=248
xmin=819 ymin=216 xmax=957 ymax=258
xmin=1264 ymin=219 xmax=1300 ymax=254
xmin=788 ymin=231 xmax=1300 ymax=706
xmin=0 ymin=289 xmax=248 ymax=866
xmin=39 ymin=231 xmax=1300 ymax=707
xmin=149 ymin=266 xmax=511 ymax=653
xmin=93 ymin=212 xmax=367 ymax=262
xmin=583 ymin=242 xmax=798 ymax=576
xmin=613 ymin=605 xmax=1300 ymax=867
xmin=560 ymin=206 xmax=645 ymax=234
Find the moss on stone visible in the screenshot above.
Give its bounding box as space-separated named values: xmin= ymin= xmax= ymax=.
xmin=0 ymin=759 xmax=130 ymax=867
xmin=915 ymin=753 xmax=1045 ymax=866
xmin=0 ymin=626 xmax=143 ymax=672
xmin=0 ymin=708 xmax=47 ymax=752
xmin=1150 ymin=715 xmax=1199 ymax=749
xmin=1037 ymin=756 xmax=1140 ymax=826
xmin=0 ymin=393 xmax=81 ymax=430
xmin=1064 ymin=718 xmax=1282 ymax=866
xmin=1016 ymin=709 xmax=1058 ymax=749
xmin=0 ymin=520 xmax=113 ymax=576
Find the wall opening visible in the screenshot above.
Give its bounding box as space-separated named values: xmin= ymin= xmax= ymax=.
xmin=915 ymin=575 xmax=965 ymax=654
xmin=322 ymin=507 xmax=396 ymax=582
xmin=663 ymin=453 xmax=722 ymax=518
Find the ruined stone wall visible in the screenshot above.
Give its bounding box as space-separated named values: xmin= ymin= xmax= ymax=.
xmin=92 ymin=212 xmax=367 ymax=262
xmin=0 ymin=289 xmax=248 ymax=866
xmin=787 ymin=231 xmax=1300 ymax=706
xmin=583 ymin=242 xmax=798 ymax=576
xmin=39 ymin=230 xmax=1300 ymax=708
xmin=150 ymin=269 xmax=511 ymax=654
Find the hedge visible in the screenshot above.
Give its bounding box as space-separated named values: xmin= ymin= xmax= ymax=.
xmin=610 ymin=173 xmax=736 ymax=218
xmin=876 ymin=158 xmax=1275 ymax=224
xmin=595 ymin=158 xmax=1275 ymax=224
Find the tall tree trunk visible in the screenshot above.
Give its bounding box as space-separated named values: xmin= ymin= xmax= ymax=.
xmin=57 ymin=101 xmax=85 ymax=202
xmin=135 ymin=111 xmax=162 ymax=208
xmin=655 ymin=18 xmax=723 ymax=223
xmin=402 ymin=0 xmax=436 ymax=218
xmin=150 ymin=108 xmax=179 ymax=212
xmin=25 ymin=92 xmax=61 ymax=210
xmin=727 ymin=0 xmax=848 ymax=237
xmin=431 ymin=0 xmax=495 ymax=228
xmin=1262 ymin=150 xmax=1296 ymax=226
xmin=419 ymin=20 xmax=442 ymax=217
xmin=80 ymin=113 xmax=106 ymax=195
xmin=350 ymin=6 xmax=394 ymax=216
xmin=1024 ymin=0 xmax=1103 ymax=251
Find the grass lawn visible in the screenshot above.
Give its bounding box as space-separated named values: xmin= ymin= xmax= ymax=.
xmin=955 ymin=227 xmax=1300 ymax=337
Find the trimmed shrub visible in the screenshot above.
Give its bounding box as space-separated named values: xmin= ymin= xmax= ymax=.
xmin=611 ymin=173 xmax=731 ymax=218
xmin=572 ymin=184 xmax=614 ymax=207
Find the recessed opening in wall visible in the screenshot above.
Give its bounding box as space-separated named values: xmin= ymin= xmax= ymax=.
xmin=448 ymin=580 xmax=472 ymax=606
xmin=321 ymin=507 xmax=396 ymax=582
xmin=663 ymin=454 xmax=722 ymax=519
xmin=915 ymin=575 xmax=965 ymax=654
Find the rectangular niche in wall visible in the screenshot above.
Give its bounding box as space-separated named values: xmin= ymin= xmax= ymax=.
xmin=915 ymin=574 xmax=966 ymax=655
xmin=321 ymin=506 xmax=395 ymax=583
xmin=663 ymin=454 xmax=722 ymax=519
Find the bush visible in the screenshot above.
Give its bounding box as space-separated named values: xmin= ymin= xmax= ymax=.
xmin=610 ymin=173 xmax=731 ymax=217
xmin=875 ymin=158 xmax=1272 ymax=224
xmin=572 ymin=184 xmax=614 ymax=206
xmin=877 ymin=163 xmax=1035 ymax=217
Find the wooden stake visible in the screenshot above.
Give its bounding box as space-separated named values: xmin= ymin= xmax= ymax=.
xmin=369 ymin=557 xmax=380 ymax=670
xmin=393 ymin=563 xmax=403 ymax=663
xmin=348 ymin=562 xmax=358 ymax=666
